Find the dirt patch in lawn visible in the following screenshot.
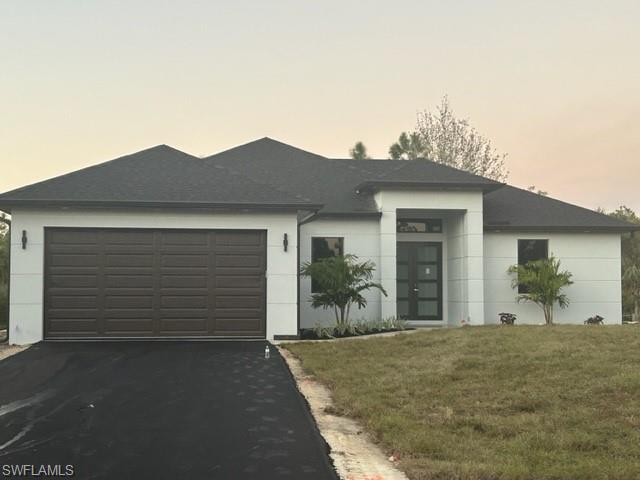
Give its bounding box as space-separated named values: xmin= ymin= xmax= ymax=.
xmin=279 ymin=346 xmax=409 ymax=480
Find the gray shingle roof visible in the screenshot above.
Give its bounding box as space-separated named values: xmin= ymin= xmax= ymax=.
xmin=483 ymin=185 xmax=637 ymax=232
xmin=0 ymin=137 xmax=636 ymax=232
xmin=0 ymin=144 xmax=318 ymax=210
xmin=208 ymin=138 xmax=499 ymax=215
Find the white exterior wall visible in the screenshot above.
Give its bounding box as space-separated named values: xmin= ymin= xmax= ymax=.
xmin=9 ymin=208 xmax=299 ymax=345
xmin=484 ymin=232 xmax=623 ymax=324
xmin=374 ymin=190 xmax=485 ymax=326
xmin=299 ymin=217 xmax=381 ymax=327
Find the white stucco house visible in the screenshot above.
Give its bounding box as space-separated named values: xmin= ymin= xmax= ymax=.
xmin=1 ymin=138 xmax=636 ymax=345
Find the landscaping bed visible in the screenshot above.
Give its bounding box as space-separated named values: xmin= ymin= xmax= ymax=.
xmin=300 ymin=326 xmax=414 ymax=340
xmin=284 ymin=325 xmax=640 ymax=480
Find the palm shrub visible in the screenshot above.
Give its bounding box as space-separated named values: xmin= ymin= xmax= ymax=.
xmin=622 ymin=264 xmax=640 ymax=322
xmin=508 ymin=256 xmax=573 ymax=325
xmin=301 ymin=254 xmax=387 ymax=326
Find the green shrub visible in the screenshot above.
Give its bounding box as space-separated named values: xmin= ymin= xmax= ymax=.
xmin=0 ymin=283 xmax=8 ymax=332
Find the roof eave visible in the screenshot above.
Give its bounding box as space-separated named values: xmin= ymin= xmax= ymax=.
xmin=0 ymin=199 xmax=323 ymax=213
xmin=483 ymin=224 xmax=640 ymax=233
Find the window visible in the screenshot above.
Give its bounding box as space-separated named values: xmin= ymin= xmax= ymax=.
xmin=311 ymin=237 xmax=344 ymax=292
xmin=517 ymin=239 xmax=549 ymax=293
xmin=397 ymin=219 xmax=442 ymax=233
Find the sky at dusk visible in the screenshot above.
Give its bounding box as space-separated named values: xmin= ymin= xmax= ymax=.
xmin=1 ymin=1 xmax=639 ymax=212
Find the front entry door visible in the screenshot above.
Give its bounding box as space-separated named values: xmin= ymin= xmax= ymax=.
xmin=396 ymin=242 xmax=443 ymax=320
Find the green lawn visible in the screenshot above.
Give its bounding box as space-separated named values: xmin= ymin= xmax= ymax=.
xmin=284 ymin=326 xmax=640 ymax=480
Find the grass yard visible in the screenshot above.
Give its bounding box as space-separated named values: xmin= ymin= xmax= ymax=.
xmin=284 ymin=326 xmax=640 ymax=480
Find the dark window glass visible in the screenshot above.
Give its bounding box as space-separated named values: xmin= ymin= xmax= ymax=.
xmin=397 ymin=219 xmax=442 ymax=233
xmin=311 ymin=237 xmax=344 ymax=292
xmin=517 ymin=239 xmax=549 ymax=293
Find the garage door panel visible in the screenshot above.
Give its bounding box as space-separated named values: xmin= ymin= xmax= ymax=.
xmin=47 ymin=245 xmax=102 ymax=255
xmin=104 ymin=309 xmax=154 ymax=319
xmin=161 ymin=296 xmax=208 ymax=309
xmin=158 ymin=309 xmax=208 ymax=318
xmin=215 ymin=276 xmax=262 ymax=288
xmin=214 ymin=307 xmax=262 ymax=317
xmin=48 ymin=296 xmax=98 ymax=309
xmin=48 ymin=287 xmax=99 ymax=297
xmin=216 ymin=254 xmax=261 ymax=268
xmin=47 ymin=308 xmax=100 ymax=319
xmin=103 ymin=318 xmax=155 ymax=329
xmin=161 ymin=254 xmax=209 ymax=267
xmin=49 ymin=230 xmax=100 ymax=244
xmin=215 ymin=231 xmax=262 ymax=246
xmin=47 ymin=320 xmax=99 ymax=334
xmin=104 ymin=231 xmax=154 ymax=245
xmin=49 ymin=275 xmax=99 ymax=288
xmin=216 ymin=295 xmax=262 ymax=309
xmin=216 ymin=288 xmax=262 ymax=300
xmin=104 ymin=296 xmax=154 ymax=309
xmin=161 ymin=231 xmax=210 ymax=246
xmin=215 ymin=319 xmax=263 ymax=332
xmin=45 ymin=228 xmax=266 ymax=338
xmin=50 ymin=254 xmax=100 ymax=267
xmin=106 ymin=254 xmax=154 ymax=267
xmin=105 ymin=275 xmax=153 ymax=288
xmin=158 ymin=267 xmax=209 ymax=276
xmin=159 ymin=318 xmax=208 ymax=331
xmin=215 ymin=268 xmax=263 ymax=277
xmin=161 ymin=275 xmax=208 ymax=288
xmin=48 ymin=266 xmax=99 ymax=275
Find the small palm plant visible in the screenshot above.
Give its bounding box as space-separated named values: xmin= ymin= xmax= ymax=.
xmin=301 ymin=254 xmax=387 ymax=326
xmin=508 ymin=256 xmax=573 ymax=325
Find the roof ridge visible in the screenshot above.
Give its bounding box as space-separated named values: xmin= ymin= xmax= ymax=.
xmin=207 ymin=137 xmax=328 ymax=160
xmin=372 ymin=157 xmax=501 ymax=184
xmin=0 ymin=145 xmax=196 ymax=200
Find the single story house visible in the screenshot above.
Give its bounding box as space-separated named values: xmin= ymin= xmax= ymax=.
xmin=1 ymin=138 xmax=636 ymax=344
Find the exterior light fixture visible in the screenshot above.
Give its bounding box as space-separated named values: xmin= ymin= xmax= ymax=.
xmin=283 ymin=233 xmax=289 ymax=252
xmin=21 ymin=230 xmax=27 ymax=249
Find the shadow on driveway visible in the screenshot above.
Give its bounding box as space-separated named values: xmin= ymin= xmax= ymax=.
xmin=0 ymin=342 xmax=337 ymax=479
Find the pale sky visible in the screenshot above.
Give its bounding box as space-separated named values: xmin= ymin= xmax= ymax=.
xmin=1 ymin=1 xmax=639 ymax=212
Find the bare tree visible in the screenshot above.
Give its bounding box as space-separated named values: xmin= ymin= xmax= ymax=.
xmin=389 ymin=96 xmax=508 ymax=181
xmin=349 ymin=141 xmax=370 ymax=160
xmin=527 ymin=186 xmax=548 ymax=196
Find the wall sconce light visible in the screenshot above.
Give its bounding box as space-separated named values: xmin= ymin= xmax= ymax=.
xmin=283 ymin=233 xmax=289 ymax=252
xmin=21 ymin=230 xmax=27 ymax=249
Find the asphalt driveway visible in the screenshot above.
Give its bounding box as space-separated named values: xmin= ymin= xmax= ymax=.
xmin=0 ymin=342 xmax=337 ymax=479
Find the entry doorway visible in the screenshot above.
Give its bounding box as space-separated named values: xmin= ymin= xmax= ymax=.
xmin=396 ymin=242 xmax=443 ymax=320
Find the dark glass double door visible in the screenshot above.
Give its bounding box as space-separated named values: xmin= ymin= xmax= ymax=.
xmin=397 ymin=242 xmax=443 ymax=320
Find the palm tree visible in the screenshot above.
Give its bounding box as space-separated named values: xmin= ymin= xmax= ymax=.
xmin=300 ymin=254 xmax=387 ymax=326
xmin=622 ymin=264 xmax=640 ymax=322
xmin=508 ymin=256 xmax=573 ymax=325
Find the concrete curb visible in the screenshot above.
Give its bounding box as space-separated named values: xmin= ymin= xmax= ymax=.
xmin=278 ymin=346 xmax=410 ymax=480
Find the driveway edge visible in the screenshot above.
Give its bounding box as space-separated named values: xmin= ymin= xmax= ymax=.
xmin=0 ymin=344 xmax=29 ymax=361
xmin=277 ymin=346 xmax=410 ymax=480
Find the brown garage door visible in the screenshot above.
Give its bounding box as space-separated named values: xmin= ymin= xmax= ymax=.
xmin=44 ymin=228 xmax=266 ymax=339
